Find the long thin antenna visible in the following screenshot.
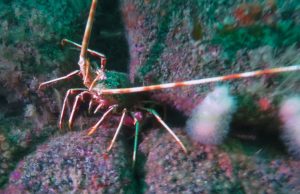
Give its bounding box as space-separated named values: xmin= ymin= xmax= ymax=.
xmin=100 ymin=65 xmax=300 ymax=94
xmin=80 ymin=0 xmax=98 ymax=59
xmin=78 ymin=0 xmax=98 ymax=87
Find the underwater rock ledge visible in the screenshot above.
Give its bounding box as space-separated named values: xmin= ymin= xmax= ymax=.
xmin=3 ymin=129 xmax=135 ymax=193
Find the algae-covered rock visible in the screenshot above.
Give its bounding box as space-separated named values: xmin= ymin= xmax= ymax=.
xmin=121 ymin=0 xmax=300 ymax=115
xmin=4 ymin=128 xmax=135 ymax=193
xmin=0 ymin=0 xmax=91 ymax=128
xmin=139 ymin=128 xmax=300 ymax=193
xmin=0 ymin=0 xmax=90 ymax=74
xmin=0 ymin=118 xmax=57 ymax=188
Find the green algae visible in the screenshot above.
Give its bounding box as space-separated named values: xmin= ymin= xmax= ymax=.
xmin=212 ymin=23 xmax=300 ymax=60
xmin=101 ymin=71 xmax=131 ymax=89
xmin=0 ymin=0 xmax=90 ymax=74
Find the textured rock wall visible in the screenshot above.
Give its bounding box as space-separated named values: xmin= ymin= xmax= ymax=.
xmin=0 ymin=0 xmax=92 ymax=187
xmin=121 ymin=0 xmax=300 ymax=115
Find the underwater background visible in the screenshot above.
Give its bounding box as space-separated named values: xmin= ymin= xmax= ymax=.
xmin=0 ymin=0 xmax=300 ymax=193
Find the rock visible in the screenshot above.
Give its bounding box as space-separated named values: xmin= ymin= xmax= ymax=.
xmin=0 ymin=0 xmax=91 ymax=133
xmin=121 ymin=0 xmax=300 ymax=115
xmin=0 ymin=0 xmax=91 ymax=74
xmin=0 ymin=118 xmax=57 ymax=187
xmin=139 ymin=128 xmax=300 ymax=193
xmin=3 ymin=128 xmax=135 ymax=193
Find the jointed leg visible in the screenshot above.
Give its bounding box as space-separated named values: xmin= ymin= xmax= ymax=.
xmin=68 ymin=91 xmax=91 ymax=129
xmin=94 ymin=102 xmax=104 ymax=114
xmin=61 ymin=39 xmax=106 ymax=60
xmin=107 ymin=109 xmax=127 ymax=152
xmin=59 ymin=88 xmax=87 ymax=129
xmin=83 ymin=59 xmax=91 ymax=85
xmin=61 ymin=39 xmax=107 ymax=84
xmin=38 ymin=70 xmax=80 ymax=90
xmin=143 ymin=108 xmax=187 ymax=153
xmin=88 ymin=72 xmax=106 ymax=91
xmin=87 ymin=105 xmax=118 ymax=136
xmin=132 ymin=114 xmax=140 ymax=168
xmin=88 ymin=100 xmax=94 ymax=114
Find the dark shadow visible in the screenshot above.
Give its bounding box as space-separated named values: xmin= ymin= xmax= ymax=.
xmin=90 ymin=0 xmax=129 ymax=73
xmin=229 ymin=94 xmax=286 ymax=156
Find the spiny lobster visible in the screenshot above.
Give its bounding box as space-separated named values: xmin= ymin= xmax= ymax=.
xmin=39 ymin=0 xmax=300 ymax=165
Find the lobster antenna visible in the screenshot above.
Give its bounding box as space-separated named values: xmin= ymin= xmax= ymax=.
xmin=80 ymin=0 xmax=98 ymax=59
xmin=78 ymin=0 xmax=98 ymax=86
xmin=100 ymin=65 xmax=300 ymax=94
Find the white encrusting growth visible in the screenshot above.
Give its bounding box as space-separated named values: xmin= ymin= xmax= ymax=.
xmin=279 ymin=96 xmax=300 ymax=158
xmin=185 ymin=86 xmax=236 ymax=145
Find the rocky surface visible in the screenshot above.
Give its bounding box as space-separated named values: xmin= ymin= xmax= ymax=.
xmin=3 ymin=128 xmax=135 ymax=193
xmin=0 ymin=3 xmax=92 ymax=176
xmin=0 ymin=118 xmax=57 ymax=187
xmin=139 ymin=128 xmax=300 ymax=193
xmin=121 ymin=0 xmax=300 ymax=115
xmin=0 ymin=0 xmax=90 ymax=74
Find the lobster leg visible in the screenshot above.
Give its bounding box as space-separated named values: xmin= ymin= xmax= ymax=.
xmin=59 ymin=88 xmax=87 ymax=129
xmin=62 ymin=38 xmax=107 ymax=90
xmin=38 ymin=70 xmax=80 ymax=90
xmin=88 ymin=72 xmax=106 ymax=91
xmin=143 ymin=108 xmax=187 ymax=153
xmin=132 ymin=114 xmax=140 ymax=168
xmin=107 ymin=108 xmax=127 ymax=152
xmin=61 ymin=39 xmax=107 ymax=85
xmin=94 ymin=102 xmax=104 ymax=114
xmin=88 ymin=100 xmax=94 ymax=114
xmin=83 ymin=59 xmax=91 ymax=85
xmin=61 ymin=39 xmax=106 ymax=62
xmin=68 ymin=91 xmax=91 ymax=129
xmin=87 ymin=105 xmax=118 ymax=136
